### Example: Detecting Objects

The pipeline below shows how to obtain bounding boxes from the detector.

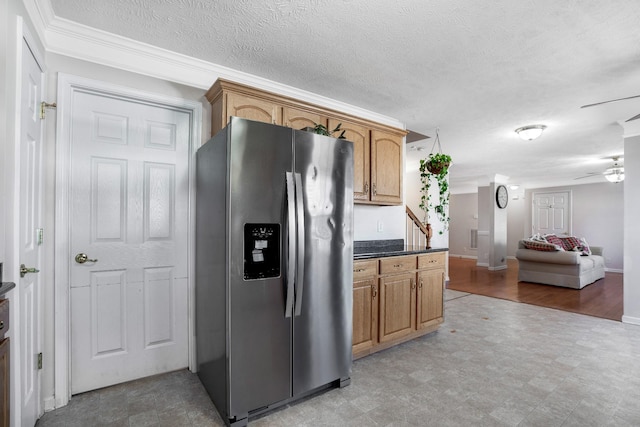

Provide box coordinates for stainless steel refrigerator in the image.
[196,117,353,427]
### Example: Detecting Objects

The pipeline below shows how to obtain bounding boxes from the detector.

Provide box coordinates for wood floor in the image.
[447,257,623,321]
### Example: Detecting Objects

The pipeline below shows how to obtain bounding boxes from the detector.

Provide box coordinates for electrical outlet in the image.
[377,220,384,232]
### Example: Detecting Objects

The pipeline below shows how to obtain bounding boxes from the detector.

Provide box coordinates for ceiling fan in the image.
[581,95,640,122]
[574,156,624,183]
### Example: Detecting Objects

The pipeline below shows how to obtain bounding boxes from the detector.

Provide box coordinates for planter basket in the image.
[426,161,450,175]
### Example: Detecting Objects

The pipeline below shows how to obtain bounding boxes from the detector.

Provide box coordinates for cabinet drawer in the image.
[0,300,8,338]
[379,255,416,275]
[353,260,378,280]
[418,252,446,270]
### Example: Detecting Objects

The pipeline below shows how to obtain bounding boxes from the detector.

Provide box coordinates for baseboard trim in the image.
[605,268,623,273]
[449,254,477,260]
[476,262,489,267]
[621,315,640,326]
[488,265,508,271]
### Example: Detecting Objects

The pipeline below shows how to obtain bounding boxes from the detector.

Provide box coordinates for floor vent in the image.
[470,229,478,249]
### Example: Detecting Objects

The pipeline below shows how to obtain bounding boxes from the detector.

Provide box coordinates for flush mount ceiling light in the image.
[515,124,547,141]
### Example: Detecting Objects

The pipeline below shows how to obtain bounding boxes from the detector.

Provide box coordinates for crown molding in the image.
[618,119,640,138]
[22,0,404,130]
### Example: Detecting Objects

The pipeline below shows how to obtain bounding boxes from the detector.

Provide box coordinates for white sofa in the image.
[515,240,605,289]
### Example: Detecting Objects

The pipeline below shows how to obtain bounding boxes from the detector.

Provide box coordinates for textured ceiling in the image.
[49,0,640,192]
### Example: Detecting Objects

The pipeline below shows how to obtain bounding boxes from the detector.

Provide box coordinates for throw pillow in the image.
[544,234,564,248]
[560,236,581,252]
[523,240,561,252]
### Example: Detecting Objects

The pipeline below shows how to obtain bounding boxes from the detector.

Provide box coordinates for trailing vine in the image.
[419,152,451,235]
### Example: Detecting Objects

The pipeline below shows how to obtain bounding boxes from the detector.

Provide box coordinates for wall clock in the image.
[496,185,508,209]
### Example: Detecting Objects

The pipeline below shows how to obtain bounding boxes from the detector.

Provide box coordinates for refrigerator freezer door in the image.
[227,118,294,416]
[292,130,354,396]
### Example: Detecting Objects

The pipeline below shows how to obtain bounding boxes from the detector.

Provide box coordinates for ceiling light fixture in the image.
[515,124,547,141]
[604,165,624,183]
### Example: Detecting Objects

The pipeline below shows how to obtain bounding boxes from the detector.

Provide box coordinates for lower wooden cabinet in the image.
[0,338,8,427]
[0,298,9,427]
[352,252,446,359]
[379,272,416,343]
[417,269,444,329]
[352,260,378,354]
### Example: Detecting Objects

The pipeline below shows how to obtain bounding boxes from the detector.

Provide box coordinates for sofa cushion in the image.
[516,248,581,265]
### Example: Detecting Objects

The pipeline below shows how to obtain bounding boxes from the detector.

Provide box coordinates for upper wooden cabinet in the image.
[329,119,370,201]
[225,92,281,126]
[371,130,403,205]
[283,107,326,130]
[206,78,407,205]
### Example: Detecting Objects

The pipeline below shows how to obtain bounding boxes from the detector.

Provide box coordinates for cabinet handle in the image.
[420,280,423,289]
[411,278,415,289]
[393,264,402,268]
[372,287,377,298]
[354,268,366,272]
[364,182,369,194]
[372,183,377,196]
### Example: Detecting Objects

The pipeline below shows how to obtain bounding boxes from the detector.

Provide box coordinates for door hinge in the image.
[38,352,43,369]
[40,101,57,119]
[37,228,44,245]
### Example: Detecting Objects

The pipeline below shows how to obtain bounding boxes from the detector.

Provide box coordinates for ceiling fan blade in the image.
[581,94,640,109]
[625,113,640,122]
[574,173,600,180]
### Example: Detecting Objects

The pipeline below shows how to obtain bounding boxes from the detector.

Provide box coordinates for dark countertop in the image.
[354,239,448,260]
[0,282,16,297]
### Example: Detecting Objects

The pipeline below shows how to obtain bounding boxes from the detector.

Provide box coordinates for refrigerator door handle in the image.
[285,172,296,318]
[294,172,305,316]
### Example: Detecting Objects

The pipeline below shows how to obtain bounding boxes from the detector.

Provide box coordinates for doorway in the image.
[54,74,201,402]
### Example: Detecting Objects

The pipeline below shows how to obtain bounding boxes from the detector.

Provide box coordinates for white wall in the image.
[488,182,507,270]
[353,205,405,241]
[476,186,490,266]
[623,133,640,324]
[448,192,478,257]
[506,190,526,256]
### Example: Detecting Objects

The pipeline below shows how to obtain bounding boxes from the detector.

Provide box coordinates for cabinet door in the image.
[417,270,444,329]
[352,277,378,354]
[379,272,415,343]
[283,107,325,130]
[226,92,281,126]
[370,130,402,205]
[0,338,8,427]
[330,119,370,201]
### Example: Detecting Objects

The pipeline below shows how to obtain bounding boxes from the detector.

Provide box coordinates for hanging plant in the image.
[418,129,451,234]
[305,122,346,139]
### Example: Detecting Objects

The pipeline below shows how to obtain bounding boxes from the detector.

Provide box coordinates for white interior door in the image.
[532,191,571,236]
[19,37,43,427]
[68,87,190,394]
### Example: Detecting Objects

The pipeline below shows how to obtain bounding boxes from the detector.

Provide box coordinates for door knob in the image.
[20,264,40,278]
[75,253,98,264]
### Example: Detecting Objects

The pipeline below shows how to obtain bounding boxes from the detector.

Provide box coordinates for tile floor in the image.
[37,291,640,426]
